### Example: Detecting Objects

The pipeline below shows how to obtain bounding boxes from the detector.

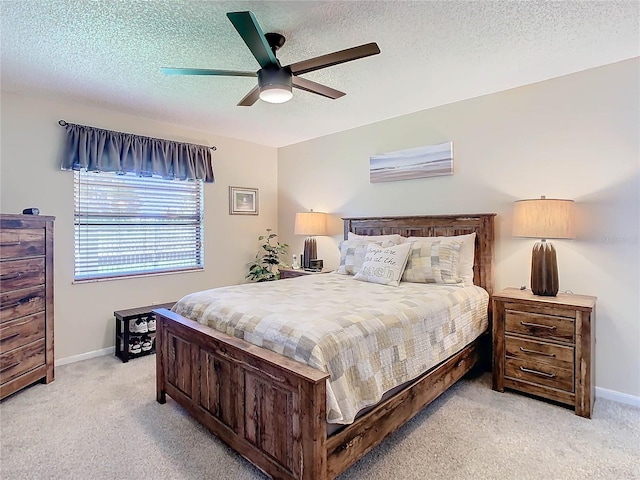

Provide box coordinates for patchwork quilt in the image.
[172,273,489,424]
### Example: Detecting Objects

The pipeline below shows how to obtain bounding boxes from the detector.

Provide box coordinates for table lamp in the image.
[513,196,575,296]
[294,210,327,270]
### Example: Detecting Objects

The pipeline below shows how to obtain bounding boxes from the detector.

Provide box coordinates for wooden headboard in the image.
[343,214,496,296]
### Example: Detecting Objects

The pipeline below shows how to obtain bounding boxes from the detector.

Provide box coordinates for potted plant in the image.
[246,229,289,282]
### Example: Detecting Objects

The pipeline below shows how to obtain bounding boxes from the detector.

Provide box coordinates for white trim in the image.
[55,346,114,367]
[596,386,640,408]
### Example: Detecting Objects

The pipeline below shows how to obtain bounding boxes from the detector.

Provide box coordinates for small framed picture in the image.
[229,186,259,215]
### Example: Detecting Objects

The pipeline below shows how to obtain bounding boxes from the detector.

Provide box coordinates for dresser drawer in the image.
[0,313,45,354]
[0,229,45,259]
[0,286,45,323]
[0,339,45,384]
[505,355,574,392]
[0,257,45,292]
[505,309,575,344]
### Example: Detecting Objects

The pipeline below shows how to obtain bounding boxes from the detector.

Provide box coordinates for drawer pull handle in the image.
[0,362,20,373]
[0,333,19,343]
[519,347,555,357]
[0,273,22,281]
[0,302,21,311]
[520,321,556,330]
[520,366,556,378]
[0,242,21,247]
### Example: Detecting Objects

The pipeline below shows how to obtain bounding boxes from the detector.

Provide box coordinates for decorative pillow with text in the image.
[353,242,412,287]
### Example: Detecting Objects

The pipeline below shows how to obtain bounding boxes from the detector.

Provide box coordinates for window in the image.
[74,170,203,281]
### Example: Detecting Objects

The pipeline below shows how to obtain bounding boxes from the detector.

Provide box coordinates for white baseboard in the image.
[55,346,114,367]
[596,386,640,408]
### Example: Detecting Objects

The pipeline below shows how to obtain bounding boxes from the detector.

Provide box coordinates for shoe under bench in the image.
[114,302,175,363]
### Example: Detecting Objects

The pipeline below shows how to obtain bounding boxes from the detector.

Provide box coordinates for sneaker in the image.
[129,319,139,333]
[141,338,152,352]
[147,317,156,332]
[136,318,148,333]
[129,339,141,355]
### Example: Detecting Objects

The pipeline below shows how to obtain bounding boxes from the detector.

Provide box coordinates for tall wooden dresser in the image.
[0,214,55,399]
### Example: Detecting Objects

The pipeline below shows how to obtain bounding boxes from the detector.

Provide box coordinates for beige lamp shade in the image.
[513,198,576,240]
[294,211,328,236]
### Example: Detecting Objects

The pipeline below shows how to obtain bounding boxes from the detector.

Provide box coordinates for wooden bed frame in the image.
[155,214,495,480]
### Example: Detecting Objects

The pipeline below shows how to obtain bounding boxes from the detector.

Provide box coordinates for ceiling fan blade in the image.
[292,76,345,100]
[227,11,278,69]
[161,67,257,77]
[237,85,260,106]
[287,42,380,76]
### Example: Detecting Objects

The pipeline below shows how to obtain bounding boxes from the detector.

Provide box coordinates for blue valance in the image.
[60,122,215,183]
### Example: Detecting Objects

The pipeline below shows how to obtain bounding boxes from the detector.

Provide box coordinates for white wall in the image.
[278,59,640,398]
[0,91,278,360]
[2,59,637,398]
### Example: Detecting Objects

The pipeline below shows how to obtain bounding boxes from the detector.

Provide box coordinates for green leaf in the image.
[247,228,289,282]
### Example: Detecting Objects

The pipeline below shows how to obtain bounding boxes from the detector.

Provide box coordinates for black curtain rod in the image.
[58,120,217,151]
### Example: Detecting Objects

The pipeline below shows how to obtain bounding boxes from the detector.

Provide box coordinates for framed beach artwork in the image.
[370,141,453,183]
[229,186,259,215]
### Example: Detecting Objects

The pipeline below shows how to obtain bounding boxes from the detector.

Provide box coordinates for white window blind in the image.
[74,171,204,281]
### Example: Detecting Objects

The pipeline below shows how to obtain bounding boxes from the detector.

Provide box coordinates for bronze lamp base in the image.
[530,240,559,296]
[302,237,317,270]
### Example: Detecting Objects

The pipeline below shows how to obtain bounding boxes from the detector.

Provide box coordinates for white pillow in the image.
[402,240,463,285]
[347,232,405,244]
[406,232,476,286]
[337,239,384,275]
[353,242,412,287]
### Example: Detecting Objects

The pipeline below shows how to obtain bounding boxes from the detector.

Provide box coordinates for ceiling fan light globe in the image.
[259,86,293,103]
[257,67,293,104]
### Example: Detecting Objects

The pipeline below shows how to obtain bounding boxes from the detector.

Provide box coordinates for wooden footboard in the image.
[155,308,329,480]
[156,308,481,480]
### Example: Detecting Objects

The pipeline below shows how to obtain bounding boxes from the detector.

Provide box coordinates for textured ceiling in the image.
[1,1,638,147]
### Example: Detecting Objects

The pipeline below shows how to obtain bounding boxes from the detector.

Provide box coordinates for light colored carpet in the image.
[1,354,638,480]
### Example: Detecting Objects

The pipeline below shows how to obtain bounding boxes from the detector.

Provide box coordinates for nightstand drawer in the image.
[0,313,45,354]
[505,309,574,344]
[280,269,309,279]
[279,268,329,279]
[505,356,574,392]
[505,335,574,369]
[0,257,45,292]
[0,339,45,383]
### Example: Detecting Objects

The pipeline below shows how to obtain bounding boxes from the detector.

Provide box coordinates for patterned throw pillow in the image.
[353,242,412,287]
[402,240,463,284]
[337,239,386,275]
[406,233,476,285]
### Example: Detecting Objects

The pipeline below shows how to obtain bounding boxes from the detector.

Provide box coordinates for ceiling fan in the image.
[161,11,380,106]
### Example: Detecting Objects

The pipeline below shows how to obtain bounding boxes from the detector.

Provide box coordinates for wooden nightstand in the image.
[278,268,329,279]
[492,288,596,418]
